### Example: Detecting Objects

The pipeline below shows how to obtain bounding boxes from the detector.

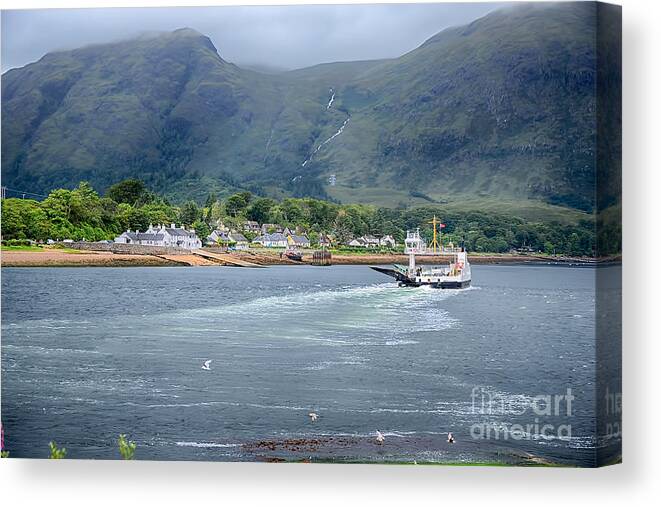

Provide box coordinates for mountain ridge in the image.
[1,2,620,215]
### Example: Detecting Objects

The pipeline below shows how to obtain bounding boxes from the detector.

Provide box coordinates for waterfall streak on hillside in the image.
[300,117,350,168]
[326,89,336,110]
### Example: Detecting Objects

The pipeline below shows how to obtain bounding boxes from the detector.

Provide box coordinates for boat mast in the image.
[428,215,440,254]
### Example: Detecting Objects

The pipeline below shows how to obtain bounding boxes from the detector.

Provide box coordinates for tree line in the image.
[1,179,596,256]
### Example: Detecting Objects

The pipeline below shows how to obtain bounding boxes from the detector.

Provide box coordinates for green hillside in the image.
[1,2,620,223]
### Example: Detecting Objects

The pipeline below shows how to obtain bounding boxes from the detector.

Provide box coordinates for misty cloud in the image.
[1,3,508,73]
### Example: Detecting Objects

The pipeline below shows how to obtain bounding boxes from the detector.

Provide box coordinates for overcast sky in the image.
[1,3,508,73]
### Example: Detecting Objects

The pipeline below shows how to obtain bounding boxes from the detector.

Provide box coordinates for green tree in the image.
[566,232,581,256]
[1,198,50,240]
[225,192,252,217]
[117,204,150,232]
[42,188,75,223]
[247,197,276,224]
[544,241,556,255]
[474,236,492,252]
[333,209,354,244]
[141,202,178,227]
[209,200,226,223]
[281,198,307,226]
[493,238,509,253]
[192,219,211,241]
[179,201,201,226]
[204,192,218,209]
[107,178,151,206]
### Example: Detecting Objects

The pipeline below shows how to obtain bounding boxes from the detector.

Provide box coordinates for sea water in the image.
[1,264,612,465]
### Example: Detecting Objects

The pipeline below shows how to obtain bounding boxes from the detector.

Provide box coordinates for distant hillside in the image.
[1,3,620,215]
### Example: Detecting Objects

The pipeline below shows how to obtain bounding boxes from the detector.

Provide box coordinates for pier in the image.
[192,250,265,267]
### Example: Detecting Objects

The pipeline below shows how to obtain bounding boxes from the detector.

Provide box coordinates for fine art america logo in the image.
[470,387,574,441]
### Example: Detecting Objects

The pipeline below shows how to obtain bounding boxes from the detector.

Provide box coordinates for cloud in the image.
[1,3,508,72]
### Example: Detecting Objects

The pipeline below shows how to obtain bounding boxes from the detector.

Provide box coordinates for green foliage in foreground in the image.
[48,441,67,459]
[39,435,135,460]
[1,179,599,256]
[118,434,136,460]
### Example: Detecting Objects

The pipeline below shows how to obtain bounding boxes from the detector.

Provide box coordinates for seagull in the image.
[308,412,318,422]
[376,430,385,444]
[202,360,212,370]
[447,432,455,444]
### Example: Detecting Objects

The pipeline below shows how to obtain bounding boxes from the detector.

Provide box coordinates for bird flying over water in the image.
[202,360,212,370]
[308,412,318,422]
[376,430,385,444]
[447,432,455,444]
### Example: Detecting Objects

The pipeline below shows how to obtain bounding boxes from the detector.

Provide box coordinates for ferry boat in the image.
[370,226,471,289]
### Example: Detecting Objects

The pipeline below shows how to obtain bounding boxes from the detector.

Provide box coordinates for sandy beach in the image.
[1,247,601,268]
[0,249,178,267]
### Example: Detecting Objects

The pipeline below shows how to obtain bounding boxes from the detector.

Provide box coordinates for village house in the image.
[115,223,202,249]
[348,237,366,247]
[242,220,261,234]
[260,223,284,234]
[363,235,381,248]
[347,235,396,248]
[253,232,288,248]
[348,235,380,248]
[207,229,228,245]
[228,232,249,250]
[287,234,310,249]
[380,235,397,248]
[318,234,334,248]
[207,230,250,250]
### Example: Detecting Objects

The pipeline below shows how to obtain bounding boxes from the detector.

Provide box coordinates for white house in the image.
[115,223,202,250]
[287,234,310,248]
[228,232,249,250]
[348,235,380,248]
[253,232,288,248]
[379,235,397,248]
[243,220,261,234]
[208,230,250,249]
[207,229,229,245]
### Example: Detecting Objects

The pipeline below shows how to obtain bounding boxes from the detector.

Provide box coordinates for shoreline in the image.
[1,248,614,268]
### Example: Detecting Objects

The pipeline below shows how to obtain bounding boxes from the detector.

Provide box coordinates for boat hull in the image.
[370,266,471,289]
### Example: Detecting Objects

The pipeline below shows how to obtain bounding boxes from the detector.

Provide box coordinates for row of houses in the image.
[253,233,310,249]
[113,222,397,252]
[207,230,311,249]
[240,221,309,237]
[241,221,299,235]
[114,224,202,249]
[348,235,397,248]
[207,230,250,249]
[240,221,397,248]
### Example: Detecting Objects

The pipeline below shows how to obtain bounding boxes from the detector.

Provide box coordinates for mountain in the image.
[1,2,620,217]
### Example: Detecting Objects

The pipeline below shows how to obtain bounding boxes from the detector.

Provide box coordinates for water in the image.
[1,264,607,465]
